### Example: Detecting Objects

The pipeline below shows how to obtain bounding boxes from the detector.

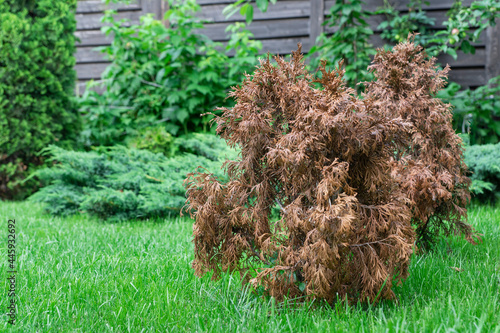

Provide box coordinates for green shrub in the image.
[79,0,261,148]
[377,0,500,59]
[127,125,174,156]
[377,0,436,47]
[173,132,238,161]
[0,0,81,200]
[438,76,500,145]
[308,0,375,90]
[29,134,238,221]
[464,142,500,200]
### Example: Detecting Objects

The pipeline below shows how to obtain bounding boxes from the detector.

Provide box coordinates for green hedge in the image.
[0,0,81,200]
[465,142,500,201]
[29,134,238,221]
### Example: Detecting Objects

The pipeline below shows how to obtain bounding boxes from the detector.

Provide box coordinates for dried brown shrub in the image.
[364,38,480,249]
[184,45,417,303]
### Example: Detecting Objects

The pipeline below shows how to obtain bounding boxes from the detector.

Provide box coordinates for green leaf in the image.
[155,68,166,83]
[256,0,268,13]
[187,98,201,111]
[245,5,254,25]
[240,3,248,16]
[224,6,240,19]
[495,122,500,135]
[460,40,475,54]
[447,47,458,60]
[176,110,189,123]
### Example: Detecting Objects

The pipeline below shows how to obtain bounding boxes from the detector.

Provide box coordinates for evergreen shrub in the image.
[127,125,174,156]
[0,0,80,200]
[464,142,500,200]
[29,134,237,221]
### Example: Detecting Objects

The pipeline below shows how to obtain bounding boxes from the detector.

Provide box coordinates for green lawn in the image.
[0,201,499,332]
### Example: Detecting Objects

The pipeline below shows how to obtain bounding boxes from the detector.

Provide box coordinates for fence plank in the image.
[76,63,110,80]
[198,0,243,4]
[449,68,487,88]
[323,11,450,31]
[197,0,305,5]
[197,1,309,23]
[261,37,311,54]
[310,0,324,45]
[76,1,140,14]
[366,30,487,49]
[141,0,163,20]
[76,30,113,47]
[438,48,486,68]
[76,10,141,31]
[76,46,107,63]
[325,0,474,12]
[199,18,310,41]
[486,21,500,81]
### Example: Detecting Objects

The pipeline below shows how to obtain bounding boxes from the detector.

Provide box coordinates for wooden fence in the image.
[75,0,500,91]
[75,0,164,92]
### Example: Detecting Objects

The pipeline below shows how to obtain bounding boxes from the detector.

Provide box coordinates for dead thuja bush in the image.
[184,45,417,303]
[364,40,480,249]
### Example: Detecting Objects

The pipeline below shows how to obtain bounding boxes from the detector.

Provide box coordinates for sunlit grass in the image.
[0,201,499,332]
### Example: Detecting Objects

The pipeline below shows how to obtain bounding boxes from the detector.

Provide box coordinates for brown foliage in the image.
[184,44,417,303]
[364,37,480,249]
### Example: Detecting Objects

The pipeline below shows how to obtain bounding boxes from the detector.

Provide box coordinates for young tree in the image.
[0,0,80,199]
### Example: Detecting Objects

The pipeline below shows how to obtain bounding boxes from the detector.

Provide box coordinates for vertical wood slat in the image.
[141,0,168,25]
[141,0,162,20]
[310,0,324,47]
[161,0,169,28]
[486,20,500,81]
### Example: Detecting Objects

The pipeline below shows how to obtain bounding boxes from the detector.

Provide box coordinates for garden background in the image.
[75,0,500,90]
[1,0,500,331]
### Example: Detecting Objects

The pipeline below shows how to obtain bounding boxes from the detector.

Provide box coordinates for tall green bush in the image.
[438,76,500,145]
[79,0,261,148]
[0,0,80,200]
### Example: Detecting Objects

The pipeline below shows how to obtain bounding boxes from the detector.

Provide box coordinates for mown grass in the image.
[0,201,499,332]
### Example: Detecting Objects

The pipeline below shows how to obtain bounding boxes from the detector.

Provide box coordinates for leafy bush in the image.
[310,0,500,89]
[464,142,500,200]
[0,0,81,199]
[308,0,375,90]
[79,0,261,147]
[173,132,236,160]
[223,0,277,24]
[224,22,262,79]
[127,125,174,156]
[30,134,238,221]
[429,0,500,57]
[185,46,416,304]
[79,1,224,142]
[438,76,500,145]
[377,0,500,59]
[377,0,436,47]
